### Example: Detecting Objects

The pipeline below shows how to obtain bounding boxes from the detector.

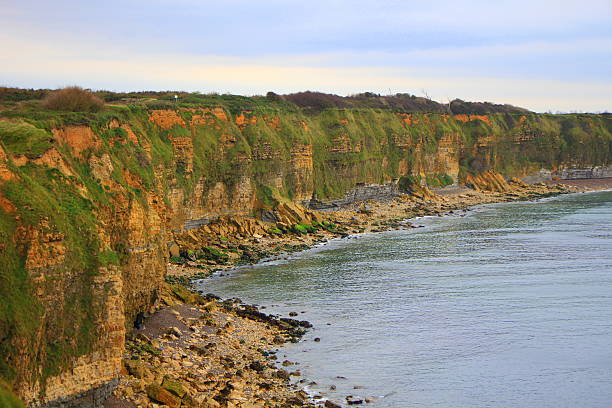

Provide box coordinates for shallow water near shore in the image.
[199,191,612,408]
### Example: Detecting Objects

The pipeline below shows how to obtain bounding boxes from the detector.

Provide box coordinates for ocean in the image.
[198,191,612,408]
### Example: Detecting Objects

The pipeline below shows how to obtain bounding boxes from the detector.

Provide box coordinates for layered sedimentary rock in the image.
[0,107,610,405]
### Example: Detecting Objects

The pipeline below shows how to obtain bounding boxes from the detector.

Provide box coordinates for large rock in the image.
[146,384,181,408]
[162,377,188,398]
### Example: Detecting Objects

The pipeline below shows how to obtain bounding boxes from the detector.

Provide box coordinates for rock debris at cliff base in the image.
[110,285,316,408]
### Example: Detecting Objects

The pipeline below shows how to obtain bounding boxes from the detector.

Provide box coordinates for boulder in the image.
[169,243,180,258]
[124,359,151,379]
[146,384,180,408]
[346,395,364,405]
[275,369,290,380]
[162,377,188,398]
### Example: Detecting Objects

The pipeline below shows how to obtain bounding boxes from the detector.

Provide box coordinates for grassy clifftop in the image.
[0,93,610,403]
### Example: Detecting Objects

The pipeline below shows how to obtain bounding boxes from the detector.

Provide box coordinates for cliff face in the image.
[0,107,610,405]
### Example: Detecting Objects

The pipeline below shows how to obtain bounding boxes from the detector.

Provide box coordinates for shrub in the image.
[398,175,421,192]
[201,246,229,263]
[292,224,309,234]
[43,86,104,112]
[170,256,186,264]
[268,227,283,235]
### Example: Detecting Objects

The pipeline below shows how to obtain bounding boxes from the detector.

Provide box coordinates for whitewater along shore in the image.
[106,177,611,408]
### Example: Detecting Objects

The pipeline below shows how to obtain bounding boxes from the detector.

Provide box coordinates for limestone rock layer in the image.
[0,108,609,405]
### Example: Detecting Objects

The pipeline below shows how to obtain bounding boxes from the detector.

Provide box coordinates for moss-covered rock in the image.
[162,377,188,398]
[146,383,181,408]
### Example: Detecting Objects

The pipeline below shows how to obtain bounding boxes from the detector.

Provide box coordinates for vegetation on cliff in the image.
[0,88,610,403]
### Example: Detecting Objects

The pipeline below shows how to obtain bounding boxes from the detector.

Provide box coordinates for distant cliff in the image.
[0,98,610,405]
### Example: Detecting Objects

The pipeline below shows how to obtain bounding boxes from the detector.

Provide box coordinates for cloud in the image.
[1,0,611,111]
[2,35,610,112]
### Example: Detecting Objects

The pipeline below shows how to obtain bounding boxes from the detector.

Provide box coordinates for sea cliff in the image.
[0,96,610,405]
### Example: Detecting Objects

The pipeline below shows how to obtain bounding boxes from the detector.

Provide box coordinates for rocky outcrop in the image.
[465,171,510,192]
[306,183,400,210]
[0,106,609,406]
[553,166,612,179]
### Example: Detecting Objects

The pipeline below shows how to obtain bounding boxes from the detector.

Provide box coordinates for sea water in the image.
[199,191,612,408]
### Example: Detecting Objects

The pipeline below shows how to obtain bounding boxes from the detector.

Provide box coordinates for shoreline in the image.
[108,180,612,408]
[106,286,318,408]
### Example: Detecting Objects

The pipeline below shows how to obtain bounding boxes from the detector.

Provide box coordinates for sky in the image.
[1,0,611,112]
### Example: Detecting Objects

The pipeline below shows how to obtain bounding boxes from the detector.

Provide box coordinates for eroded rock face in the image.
[52,126,102,157]
[0,109,609,406]
[466,171,510,192]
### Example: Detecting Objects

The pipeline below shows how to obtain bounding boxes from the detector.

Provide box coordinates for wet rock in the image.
[325,401,342,408]
[346,395,364,405]
[300,320,313,328]
[289,312,298,317]
[249,361,266,373]
[330,385,336,390]
[314,337,321,342]
[275,369,290,380]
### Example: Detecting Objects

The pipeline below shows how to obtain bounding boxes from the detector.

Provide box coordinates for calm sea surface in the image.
[198,191,612,408]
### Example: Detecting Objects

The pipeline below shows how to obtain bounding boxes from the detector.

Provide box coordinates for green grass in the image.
[0,164,101,389]
[0,122,53,158]
[0,381,25,408]
[425,173,454,188]
[0,99,609,398]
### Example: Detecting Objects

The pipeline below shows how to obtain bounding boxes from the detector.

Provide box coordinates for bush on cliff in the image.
[43,86,104,112]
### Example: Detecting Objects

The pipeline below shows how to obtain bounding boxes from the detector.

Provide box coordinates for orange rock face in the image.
[235,111,258,128]
[466,171,509,192]
[52,126,102,157]
[0,194,16,213]
[397,113,415,127]
[453,114,491,125]
[148,110,186,130]
[0,145,16,182]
